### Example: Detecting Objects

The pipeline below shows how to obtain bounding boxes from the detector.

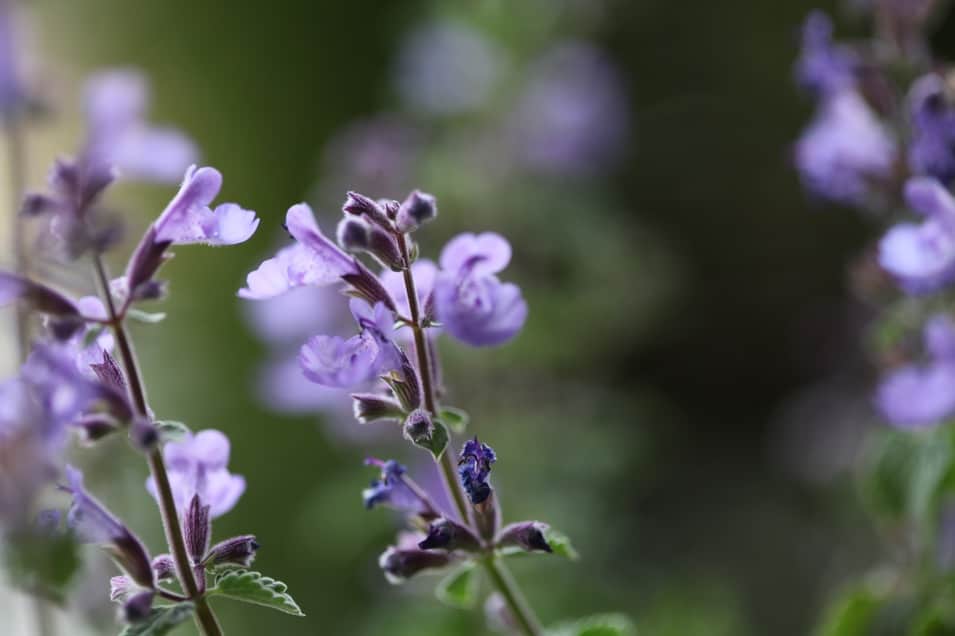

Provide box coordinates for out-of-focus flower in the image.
[509,42,629,177]
[433,233,527,346]
[795,90,896,204]
[908,74,955,184]
[458,437,496,505]
[394,20,501,116]
[362,458,432,516]
[876,314,955,427]
[65,466,154,587]
[82,69,197,183]
[879,177,955,292]
[0,0,25,116]
[146,429,245,518]
[795,11,858,96]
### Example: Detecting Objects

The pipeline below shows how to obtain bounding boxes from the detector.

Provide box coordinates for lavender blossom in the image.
[433,233,527,346]
[876,315,955,427]
[879,177,955,293]
[907,74,955,183]
[458,438,496,505]
[362,458,432,516]
[795,90,896,204]
[82,70,197,183]
[794,11,858,96]
[146,429,245,518]
[64,466,154,587]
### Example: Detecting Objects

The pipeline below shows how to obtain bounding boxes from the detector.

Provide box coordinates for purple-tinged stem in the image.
[395,234,543,636]
[91,254,223,636]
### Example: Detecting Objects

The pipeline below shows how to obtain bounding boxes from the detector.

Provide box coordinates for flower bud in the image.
[184,494,211,564]
[402,409,433,445]
[130,418,159,452]
[495,521,552,554]
[76,413,119,443]
[123,589,155,623]
[395,190,437,233]
[343,191,392,228]
[378,546,452,584]
[418,518,481,553]
[342,261,397,311]
[473,491,500,542]
[110,575,135,603]
[151,554,175,581]
[336,217,370,251]
[203,534,260,569]
[351,393,405,423]
[90,351,127,396]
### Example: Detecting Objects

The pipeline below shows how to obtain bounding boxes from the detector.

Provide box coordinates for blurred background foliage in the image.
[4,0,946,634]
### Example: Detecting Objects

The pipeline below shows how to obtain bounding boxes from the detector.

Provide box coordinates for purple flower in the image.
[879,177,955,293]
[795,90,896,204]
[794,11,858,97]
[509,42,629,177]
[458,437,496,505]
[152,165,258,246]
[64,466,154,587]
[146,430,245,518]
[908,74,955,184]
[393,20,501,116]
[298,300,400,389]
[239,204,356,300]
[380,259,437,319]
[362,458,432,516]
[433,233,527,347]
[82,69,198,183]
[876,315,955,427]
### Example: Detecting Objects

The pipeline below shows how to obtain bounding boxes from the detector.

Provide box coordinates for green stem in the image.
[395,235,543,636]
[91,254,223,636]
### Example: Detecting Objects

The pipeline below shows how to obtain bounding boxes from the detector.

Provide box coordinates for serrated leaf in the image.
[211,569,304,616]
[435,563,479,609]
[544,527,579,560]
[118,603,195,636]
[155,421,191,443]
[546,613,636,636]
[126,309,167,324]
[438,407,469,435]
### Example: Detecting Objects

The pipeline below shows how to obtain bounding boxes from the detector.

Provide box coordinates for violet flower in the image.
[362,458,432,516]
[145,429,245,518]
[879,177,955,293]
[458,437,496,505]
[82,69,197,183]
[795,90,896,204]
[907,74,955,184]
[876,315,955,427]
[794,11,858,97]
[433,233,527,347]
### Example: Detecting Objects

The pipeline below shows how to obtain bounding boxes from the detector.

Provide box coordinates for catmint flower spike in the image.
[459,438,500,540]
[351,393,405,423]
[496,521,553,554]
[203,534,259,569]
[395,190,438,233]
[184,494,211,564]
[378,546,453,584]
[418,517,482,553]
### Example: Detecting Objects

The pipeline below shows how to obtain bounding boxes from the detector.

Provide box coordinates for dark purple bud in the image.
[418,518,481,553]
[184,494,211,564]
[124,226,174,303]
[378,546,453,584]
[366,226,404,271]
[20,192,61,217]
[151,554,175,581]
[0,272,81,320]
[380,199,400,220]
[337,217,403,271]
[342,261,397,311]
[351,393,405,423]
[343,191,392,228]
[496,522,552,554]
[49,316,86,341]
[90,351,127,396]
[129,280,167,303]
[75,413,120,442]
[203,534,259,569]
[402,409,434,446]
[130,418,159,452]
[336,217,370,251]
[123,589,155,623]
[395,190,438,233]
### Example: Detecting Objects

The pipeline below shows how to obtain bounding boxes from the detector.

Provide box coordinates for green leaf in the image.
[435,563,479,609]
[407,418,449,460]
[546,613,636,636]
[211,569,305,616]
[118,603,195,636]
[544,527,579,560]
[155,421,191,443]
[4,530,80,602]
[438,407,469,435]
[813,587,882,636]
[126,309,167,324]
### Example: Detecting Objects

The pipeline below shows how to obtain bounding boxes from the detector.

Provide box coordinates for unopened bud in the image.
[130,418,159,452]
[151,554,175,581]
[496,521,552,554]
[395,190,437,233]
[418,518,481,553]
[184,495,211,564]
[123,589,155,623]
[352,393,405,423]
[378,546,452,584]
[204,535,260,569]
[343,191,392,228]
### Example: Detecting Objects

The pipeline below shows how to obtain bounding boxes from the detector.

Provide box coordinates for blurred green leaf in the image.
[435,563,479,609]
[155,420,191,443]
[211,569,305,616]
[4,530,80,603]
[118,602,194,636]
[544,526,579,560]
[546,613,636,636]
[438,407,469,435]
[814,587,882,636]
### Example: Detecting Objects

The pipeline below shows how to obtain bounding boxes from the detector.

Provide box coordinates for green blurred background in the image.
[3,0,932,634]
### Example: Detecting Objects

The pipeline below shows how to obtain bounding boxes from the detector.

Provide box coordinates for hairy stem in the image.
[91,254,223,636]
[396,235,543,636]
